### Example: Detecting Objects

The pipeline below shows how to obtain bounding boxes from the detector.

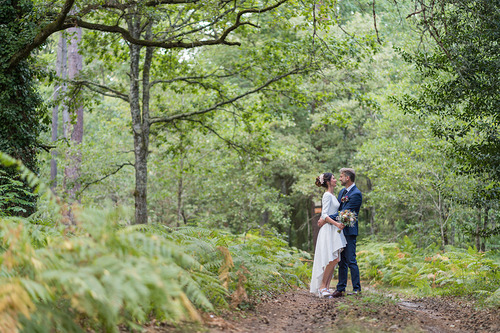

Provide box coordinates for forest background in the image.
[0,0,499,331]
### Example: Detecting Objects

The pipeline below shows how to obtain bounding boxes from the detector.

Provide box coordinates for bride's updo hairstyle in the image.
[315,173,333,188]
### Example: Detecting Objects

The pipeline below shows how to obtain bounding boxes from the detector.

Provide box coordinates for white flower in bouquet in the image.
[337,210,356,233]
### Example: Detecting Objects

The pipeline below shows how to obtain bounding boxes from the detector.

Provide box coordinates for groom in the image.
[330,168,362,297]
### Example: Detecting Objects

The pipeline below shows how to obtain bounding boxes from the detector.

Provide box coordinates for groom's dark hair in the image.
[340,168,356,182]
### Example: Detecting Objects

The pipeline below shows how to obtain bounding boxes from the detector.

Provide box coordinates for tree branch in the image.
[79,162,133,194]
[144,0,200,6]
[372,0,382,44]
[150,66,251,87]
[164,7,234,41]
[8,0,76,69]
[78,0,200,16]
[70,0,288,49]
[150,66,306,124]
[181,119,249,155]
[406,8,425,19]
[71,18,240,47]
[73,80,129,102]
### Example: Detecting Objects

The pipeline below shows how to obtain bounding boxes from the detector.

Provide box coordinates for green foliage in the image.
[0,0,47,216]
[398,0,500,193]
[0,156,310,330]
[358,237,500,306]
[227,228,311,296]
[0,215,311,331]
[134,225,312,304]
[0,152,54,217]
[0,212,214,332]
[0,169,37,216]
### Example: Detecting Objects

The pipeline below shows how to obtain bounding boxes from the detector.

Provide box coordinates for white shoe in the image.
[318,288,331,298]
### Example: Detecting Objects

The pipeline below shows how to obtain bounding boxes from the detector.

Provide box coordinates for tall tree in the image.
[70,0,331,224]
[51,32,68,191]
[63,25,84,202]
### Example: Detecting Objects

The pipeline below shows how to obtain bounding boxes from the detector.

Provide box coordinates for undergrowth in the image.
[357,236,500,307]
[0,152,310,332]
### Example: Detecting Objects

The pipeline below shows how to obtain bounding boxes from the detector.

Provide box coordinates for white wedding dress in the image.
[309,191,347,295]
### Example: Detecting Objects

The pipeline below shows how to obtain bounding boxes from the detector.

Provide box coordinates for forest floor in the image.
[143,283,500,333]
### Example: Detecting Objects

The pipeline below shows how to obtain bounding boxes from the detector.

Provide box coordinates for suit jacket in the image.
[329,185,362,236]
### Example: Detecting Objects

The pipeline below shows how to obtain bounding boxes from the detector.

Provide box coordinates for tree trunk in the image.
[481,207,489,252]
[450,224,455,246]
[129,18,152,224]
[475,207,482,250]
[311,197,320,251]
[51,32,67,191]
[177,154,184,227]
[437,191,448,248]
[63,26,84,201]
[261,210,269,227]
[366,176,375,235]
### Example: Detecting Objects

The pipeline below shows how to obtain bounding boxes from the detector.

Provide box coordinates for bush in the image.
[358,236,500,306]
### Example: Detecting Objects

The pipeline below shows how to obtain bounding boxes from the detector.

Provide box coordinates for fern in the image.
[0,153,316,330]
[358,237,500,302]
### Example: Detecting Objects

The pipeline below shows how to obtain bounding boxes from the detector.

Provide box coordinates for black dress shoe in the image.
[330,290,345,298]
[347,290,361,296]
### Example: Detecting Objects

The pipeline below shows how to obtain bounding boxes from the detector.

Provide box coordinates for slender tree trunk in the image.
[450,224,455,246]
[366,176,375,235]
[63,26,84,201]
[177,154,184,227]
[51,32,67,191]
[475,207,482,250]
[261,210,269,227]
[437,191,448,248]
[417,214,423,248]
[311,197,320,251]
[129,17,152,224]
[481,207,489,252]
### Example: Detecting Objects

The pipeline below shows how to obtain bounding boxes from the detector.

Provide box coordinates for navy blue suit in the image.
[329,185,362,292]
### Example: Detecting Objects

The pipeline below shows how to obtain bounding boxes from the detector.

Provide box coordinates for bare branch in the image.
[144,0,200,6]
[164,7,234,41]
[150,66,251,87]
[218,0,288,41]
[150,66,306,124]
[37,143,56,153]
[372,0,382,44]
[182,118,249,155]
[74,80,129,102]
[79,162,134,194]
[406,9,425,19]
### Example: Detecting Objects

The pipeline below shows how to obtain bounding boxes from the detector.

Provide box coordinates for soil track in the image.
[202,288,499,333]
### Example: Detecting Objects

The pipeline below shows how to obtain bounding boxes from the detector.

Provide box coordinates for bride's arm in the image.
[320,193,330,220]
[318,193,330,228]
[325,215,345,229]
[320,194,344,228]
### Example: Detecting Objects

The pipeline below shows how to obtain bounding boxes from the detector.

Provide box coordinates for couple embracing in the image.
[310,168,362,298]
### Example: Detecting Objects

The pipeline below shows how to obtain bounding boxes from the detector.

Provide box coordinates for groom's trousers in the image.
[337,235,361,292]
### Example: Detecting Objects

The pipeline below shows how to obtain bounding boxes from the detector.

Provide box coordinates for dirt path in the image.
[202,288,499,333]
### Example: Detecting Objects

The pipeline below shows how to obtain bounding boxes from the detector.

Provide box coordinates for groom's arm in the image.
[329,192,362,221]
[343,192,362,214]
[329,212,339,221]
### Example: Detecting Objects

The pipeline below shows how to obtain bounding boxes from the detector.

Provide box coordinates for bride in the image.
[310,172,347,297]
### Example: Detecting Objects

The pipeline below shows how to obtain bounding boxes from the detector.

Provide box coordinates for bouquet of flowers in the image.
[337,210,356,233]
